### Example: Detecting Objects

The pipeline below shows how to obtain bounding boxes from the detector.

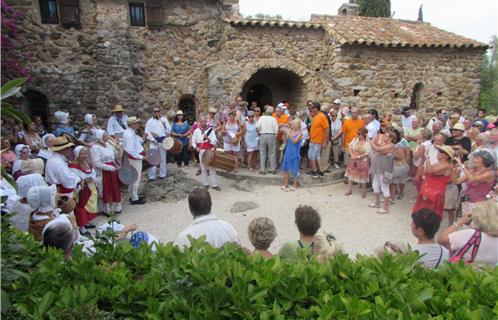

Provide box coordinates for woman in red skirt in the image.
[69,146,97,235]
[90,130,122,216]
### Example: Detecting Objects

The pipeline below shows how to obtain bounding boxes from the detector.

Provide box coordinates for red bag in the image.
[448,229,481,264]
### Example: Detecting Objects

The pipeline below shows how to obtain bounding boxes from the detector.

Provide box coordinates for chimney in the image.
[338,1,360,16]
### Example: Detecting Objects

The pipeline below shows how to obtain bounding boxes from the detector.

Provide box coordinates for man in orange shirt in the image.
[306,102,330,178]
[272,104,289,165]
[340,107,365,164]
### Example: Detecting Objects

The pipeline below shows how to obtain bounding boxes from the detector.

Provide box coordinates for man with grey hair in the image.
[256,105,278,175]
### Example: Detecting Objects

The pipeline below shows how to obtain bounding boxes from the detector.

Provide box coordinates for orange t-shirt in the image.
[342,118,365,149]
[309,112,330,144]
[272,113,289,140]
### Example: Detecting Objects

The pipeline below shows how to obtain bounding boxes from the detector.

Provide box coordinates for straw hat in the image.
[435,145,455,160]
[112,104,125,113]
[176,110,184,116]
[208,107,217,114]
[451,123,465,131]
[50,136,74,152]
[127,116,140,125]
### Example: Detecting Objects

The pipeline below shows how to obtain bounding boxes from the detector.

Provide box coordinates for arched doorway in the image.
[240,68,305,112]
[178,95,196,124]
[24,90,49,128]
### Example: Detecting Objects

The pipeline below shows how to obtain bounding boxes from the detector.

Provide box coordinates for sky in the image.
[239,0,497,44]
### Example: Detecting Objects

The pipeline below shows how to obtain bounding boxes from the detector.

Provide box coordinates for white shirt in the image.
[366,120,380,139]
[90,143,116,172]
[256,115,278,135]
[174,214,241,250]
[10,201,34,231]
[449,228,498,266]
[427,144,440,165]
[300,120,309,141]
[330,118,342,139]
[145,117,171,142]
[106,114,128,137]
[412,244,449,269]
[45,152,81,189]
[401,115,416,134]
[191,126,217,149]
[122,128,144,160]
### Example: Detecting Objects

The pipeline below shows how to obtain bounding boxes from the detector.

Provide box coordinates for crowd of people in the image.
[1,97,497,267]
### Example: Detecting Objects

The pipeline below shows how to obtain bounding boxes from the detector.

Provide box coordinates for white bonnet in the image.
[27,185,57,212]
[16,173,47,199]
[41,134,55,148]
[84,114,93,125]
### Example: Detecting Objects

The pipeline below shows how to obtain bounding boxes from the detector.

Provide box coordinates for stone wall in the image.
[332,45,483,119]
[6,0,485,129]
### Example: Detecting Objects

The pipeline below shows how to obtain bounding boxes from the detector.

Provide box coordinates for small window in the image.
[40,0,59,24]
[60,0,81,28]
[130,3,145,26]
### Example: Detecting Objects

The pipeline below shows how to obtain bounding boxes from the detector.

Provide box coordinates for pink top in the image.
[465,178,495,203]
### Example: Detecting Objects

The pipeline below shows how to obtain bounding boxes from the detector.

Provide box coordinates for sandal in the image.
[376,209,389,214]
[281,186,289,192]
[344,190,352,196]
[368,203,381,208]
[289,186,296,191]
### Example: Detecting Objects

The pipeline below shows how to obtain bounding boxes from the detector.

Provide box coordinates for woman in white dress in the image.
[90,129,122,216]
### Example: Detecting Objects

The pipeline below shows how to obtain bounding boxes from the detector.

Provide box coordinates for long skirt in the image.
[102,162,121,204]
[345,158,369,183]
[74,184,97,227]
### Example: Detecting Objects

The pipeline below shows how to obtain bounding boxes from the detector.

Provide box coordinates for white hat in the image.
[277,103,285,109]
[73,146,86,159]
[84,114,93,125]
[333,99,342,105]
[16,173,47,199]
[27,185,57,212]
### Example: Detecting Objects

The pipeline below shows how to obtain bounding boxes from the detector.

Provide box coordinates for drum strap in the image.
[116,117,127,130]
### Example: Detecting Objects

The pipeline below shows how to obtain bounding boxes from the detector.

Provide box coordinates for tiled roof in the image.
[225,16,487,49]
[324,16,486,49]
[224,18,323,30]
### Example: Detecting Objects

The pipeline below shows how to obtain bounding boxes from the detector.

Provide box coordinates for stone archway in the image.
[24,90,50,128]
[178,94,196,124]
[240,68,305,112]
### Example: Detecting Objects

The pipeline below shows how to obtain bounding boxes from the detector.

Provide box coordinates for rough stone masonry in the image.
[7,0,487,127]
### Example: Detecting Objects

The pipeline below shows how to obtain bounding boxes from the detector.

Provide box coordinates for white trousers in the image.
[199,150,219,187]
[148,144,167,179]
[372,173,390,198]
[128,158,142,201]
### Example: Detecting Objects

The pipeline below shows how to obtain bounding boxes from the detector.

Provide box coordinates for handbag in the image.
[393,163,409,178]
[448,229,481,264]
[382,171,393,184]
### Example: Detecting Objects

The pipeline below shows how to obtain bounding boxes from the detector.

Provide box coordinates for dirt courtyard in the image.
[95,166,420,257]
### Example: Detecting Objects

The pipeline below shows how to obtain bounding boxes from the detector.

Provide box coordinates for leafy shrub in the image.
[1,216,497,319]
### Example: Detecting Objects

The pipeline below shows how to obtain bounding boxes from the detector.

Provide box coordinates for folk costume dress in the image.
[69,161,97,227]
[90,139,122,214]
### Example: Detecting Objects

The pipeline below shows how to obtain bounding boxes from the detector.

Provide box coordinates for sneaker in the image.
[334,163,340,169]
[203,185,209,189]
[212,186,221,191]
[195,170,201,176]
[317,171,324,178]
[148,178,156,182]
[130,198,146,205]
[306,170,317,177]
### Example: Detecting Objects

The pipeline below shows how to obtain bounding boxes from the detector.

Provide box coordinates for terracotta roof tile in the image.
[325,16,486,49]
[224,18,323,30]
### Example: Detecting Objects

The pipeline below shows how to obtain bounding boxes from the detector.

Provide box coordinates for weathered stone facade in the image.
[7,0,486,127]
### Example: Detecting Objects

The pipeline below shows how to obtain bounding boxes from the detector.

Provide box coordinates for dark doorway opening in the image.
[246,84,273,108]
[24,90,49,129]
[410,82,423,109]
[178,95,196,124]
[241,68,305,112]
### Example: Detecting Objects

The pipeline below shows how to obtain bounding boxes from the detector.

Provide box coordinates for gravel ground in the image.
[94,166,418,257]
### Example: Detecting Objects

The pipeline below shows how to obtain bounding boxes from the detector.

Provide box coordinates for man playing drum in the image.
[145,107,171,181]
[122,117,146,205]
[191,115,221,191]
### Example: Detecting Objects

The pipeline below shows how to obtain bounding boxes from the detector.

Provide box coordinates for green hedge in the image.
[2,217,497,320]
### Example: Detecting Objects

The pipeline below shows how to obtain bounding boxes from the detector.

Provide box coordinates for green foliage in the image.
[480,36,498,114]
[2,216,497,319]
[357,0,391,18]
[0,77,31,126]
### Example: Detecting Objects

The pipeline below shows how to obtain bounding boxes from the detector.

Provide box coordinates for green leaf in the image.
[417,287,433,302]
[0,77,27,99]
[1,290,10,314]
[38,292,55,317]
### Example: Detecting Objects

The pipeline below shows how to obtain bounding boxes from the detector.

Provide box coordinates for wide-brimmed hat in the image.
[176,110,184,116]
[333,98,342,105]
[435,145,455,160]
[51,136,74,152]
[208,107,217,114]
[112,104,125,113]
[127,116,140,125]
[451,123,465,131]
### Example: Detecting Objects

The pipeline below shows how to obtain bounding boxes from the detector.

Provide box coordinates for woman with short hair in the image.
[438,201,498,266]
[244,110,259,171]
[222,111,243,166]
[247,217,277,258]
[281,119,302,191]
[23,122,43,155]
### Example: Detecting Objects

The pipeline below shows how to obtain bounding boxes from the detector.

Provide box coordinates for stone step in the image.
[216,167,345,187]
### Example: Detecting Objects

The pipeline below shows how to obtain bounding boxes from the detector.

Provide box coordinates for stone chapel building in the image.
[8,0,487,125]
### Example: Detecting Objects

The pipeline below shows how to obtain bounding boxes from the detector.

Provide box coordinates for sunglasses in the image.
[248,115,254,118]
[153,110,160,113]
